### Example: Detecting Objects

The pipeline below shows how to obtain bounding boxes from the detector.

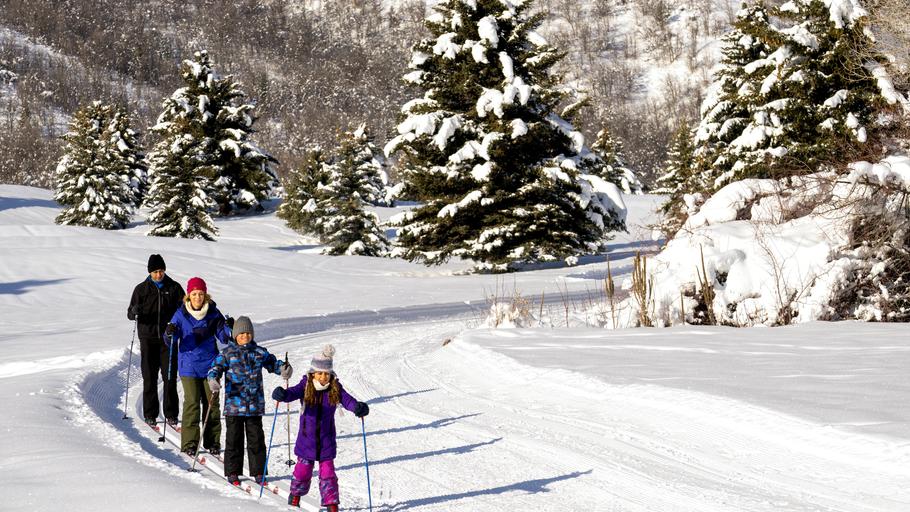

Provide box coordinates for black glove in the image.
[225,316,234,329]
[128,305,138,320]
[354,401,370,418]
[272,386,287,402]
[165,323,176,336]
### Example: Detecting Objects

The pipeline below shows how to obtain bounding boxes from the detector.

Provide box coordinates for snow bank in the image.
[613,154,910,327]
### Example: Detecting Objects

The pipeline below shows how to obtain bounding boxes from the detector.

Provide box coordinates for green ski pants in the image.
[180,376,221,453]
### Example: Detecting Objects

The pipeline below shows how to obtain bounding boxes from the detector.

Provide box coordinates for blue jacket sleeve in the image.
[261,349,282,375]
[208,353,226,380]
[211,315,230,352]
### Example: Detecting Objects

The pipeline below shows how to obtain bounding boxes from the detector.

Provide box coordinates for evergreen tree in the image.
[342,124,392,206]
[590,126,644,194]
[654,121,697,237]
[144,134,218,240]
[316,126,391,256]
[107,106,148,208]
[692,0,887,193]
[277,147,329,236]
[152,50,277,217]
[386,0,625,271]
[690,2,775,193]
[53,101,140,229]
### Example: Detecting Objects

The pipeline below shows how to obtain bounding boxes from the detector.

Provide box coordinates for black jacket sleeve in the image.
[127,284,141,321]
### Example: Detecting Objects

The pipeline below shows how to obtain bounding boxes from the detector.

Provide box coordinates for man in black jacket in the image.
[127,254,185,427]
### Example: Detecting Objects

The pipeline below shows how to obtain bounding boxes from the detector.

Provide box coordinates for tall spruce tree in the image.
[150,50,277,217]
[386,0,625,271]
[54,101,142,229]
[144,133,218,240]
[144,53,229,240]
[278,147,328,235]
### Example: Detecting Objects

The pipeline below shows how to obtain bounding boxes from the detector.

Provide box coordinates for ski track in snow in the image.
[57,306,910,511]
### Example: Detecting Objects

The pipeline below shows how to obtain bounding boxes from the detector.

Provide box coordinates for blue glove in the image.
[272,387,287,402]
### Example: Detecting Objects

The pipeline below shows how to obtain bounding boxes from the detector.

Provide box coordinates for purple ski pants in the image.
[290,459,339,505]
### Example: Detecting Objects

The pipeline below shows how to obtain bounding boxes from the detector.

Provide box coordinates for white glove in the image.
[208,378,221,393]
[280,362,293,380]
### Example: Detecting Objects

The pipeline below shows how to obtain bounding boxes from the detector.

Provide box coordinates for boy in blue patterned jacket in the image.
[208,316,293,485]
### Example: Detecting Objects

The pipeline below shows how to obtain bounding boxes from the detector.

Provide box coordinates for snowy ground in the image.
[2,185,908,511]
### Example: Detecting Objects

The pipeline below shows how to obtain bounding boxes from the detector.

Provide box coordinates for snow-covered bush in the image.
[635,0,910,326]
[617,156,910,326]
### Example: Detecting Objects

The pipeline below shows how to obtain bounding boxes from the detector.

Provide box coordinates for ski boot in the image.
[227,474,241,486]
[288,494,301,507]
[324,505,339,512]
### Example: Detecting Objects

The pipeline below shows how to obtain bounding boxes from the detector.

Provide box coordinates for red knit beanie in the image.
[186,277,207,294]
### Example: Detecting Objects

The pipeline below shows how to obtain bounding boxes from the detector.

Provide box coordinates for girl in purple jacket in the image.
[272,344,369,510]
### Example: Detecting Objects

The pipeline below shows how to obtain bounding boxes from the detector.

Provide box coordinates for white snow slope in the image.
[1,185,907,511]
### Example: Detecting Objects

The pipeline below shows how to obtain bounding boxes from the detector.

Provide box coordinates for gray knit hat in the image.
[309,344,335,374]
[233,316,254,340]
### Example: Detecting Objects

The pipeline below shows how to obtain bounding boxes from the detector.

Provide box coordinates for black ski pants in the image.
[139,336,179,421]
[224,416,267,477]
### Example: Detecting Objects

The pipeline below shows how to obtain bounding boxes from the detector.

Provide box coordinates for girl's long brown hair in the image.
[304,374,341,406]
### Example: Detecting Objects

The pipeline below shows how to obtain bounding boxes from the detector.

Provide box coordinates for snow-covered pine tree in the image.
[277,147,329,236]
[689,2,775,194]
[144,134,219,240]
[692,0,888,193]
[153,50,277,217]
[53,101,139,229]
[107,106,147,209]
[654,121,697,237]
[386,0,625,272]
[317,126,391,256]
[590,126,644,194]
[339,124,392,206]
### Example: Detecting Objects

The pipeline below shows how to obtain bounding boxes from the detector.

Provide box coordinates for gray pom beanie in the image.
[309,344,335,374]
[233,316,254,340]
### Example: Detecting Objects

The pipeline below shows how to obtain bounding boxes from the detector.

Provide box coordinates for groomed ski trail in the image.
[69,304,910,511]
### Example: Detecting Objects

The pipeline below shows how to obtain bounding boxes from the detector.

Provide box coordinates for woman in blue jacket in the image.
[165,276,230,456]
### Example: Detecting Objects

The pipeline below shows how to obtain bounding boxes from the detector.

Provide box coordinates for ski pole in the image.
[361,417,373,512]
[122,319,137,420]
[285,352,293,467]
[190,385,217,472]
[159,334,176,443]
[260,399,281,498]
